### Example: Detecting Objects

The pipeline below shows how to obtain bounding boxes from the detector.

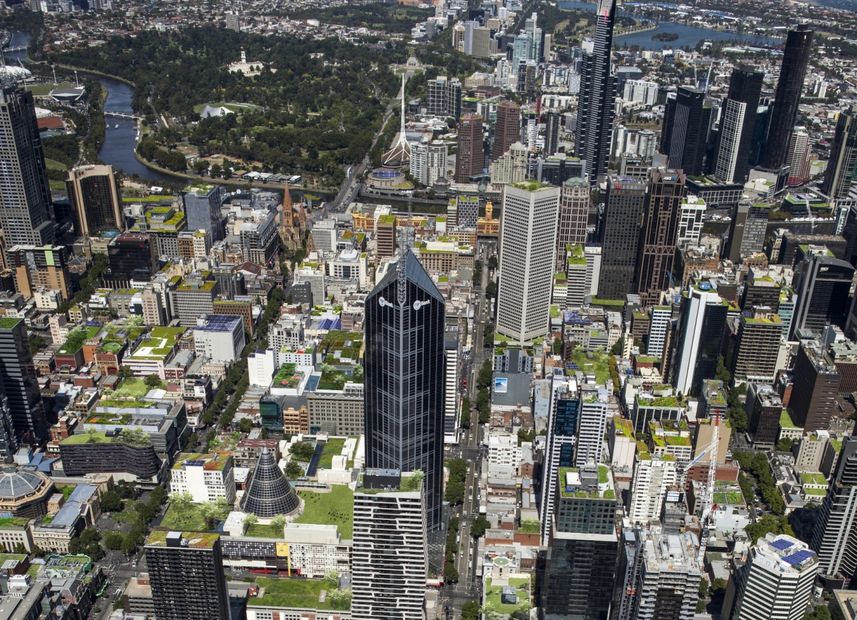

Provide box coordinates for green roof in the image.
[512,180,550,192]
[57,326,101,355]
[146,530,219,549]
[800,472,827,486]
[780,409,798,429]
[250,577,350,611]
[173,452,230,472]
[0,318,22,329]
[484,576,531,617]
[743,314,782,325]
[0,517,29,529]
[62,429,151,447]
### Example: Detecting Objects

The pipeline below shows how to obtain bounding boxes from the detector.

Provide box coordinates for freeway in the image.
[442,239,497,618]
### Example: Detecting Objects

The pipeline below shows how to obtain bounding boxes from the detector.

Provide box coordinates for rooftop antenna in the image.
[52,65,57,85]
[74,70,79,87]
[704,60,714,94]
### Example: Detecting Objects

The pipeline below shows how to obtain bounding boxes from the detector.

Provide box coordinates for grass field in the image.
[295,485,353,539]
[318,438,346,469]
[26,81,76,96]
[245,523,284,539]
[45,158,68,171]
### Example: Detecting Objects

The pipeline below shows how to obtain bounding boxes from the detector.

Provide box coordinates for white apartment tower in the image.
[351,469,427,620]
[723,534,818,620]
[497,183,561,343]
[629,452,678,525]
[677,196,706,247]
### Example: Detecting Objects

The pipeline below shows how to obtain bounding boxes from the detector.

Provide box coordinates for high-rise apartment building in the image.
[541,464,619,619]
[575,386,608,468]
[492,100,521,160]
[496,183,560,342]
[545,111,561,156]
[648,305,672,360]
[426,76,462,120]
[762,25,814,169]
[677,195,706,247]
[0,318,46,444]
[0,84,55,248]
[455,114,484,182]
[410,141,448,187]
[540,377,579,545]
[635,169,686,305]
[574,0,616,182]
[621,526,701,620]
[182,184,225,242]
[726,202,769,263]
[823,107,857,199]
[747,383,783,449]
[555,177,589,269]
[723,534,818,620]
[790,252,854,338]
[661,87,712,176]
[713,66,764,183]
[598,175,646,299]
[145,531,230,620]
[66,164,123,237]
[789,341,840,433]
[8,245,73,301]
[732,314,783,383]
[351,469,427,620]
[103,232,159,289]
[786,126,812,186]
[629,450,677,525]
[812,436,857,585]
[672,282,727,396]
[364,251,445,533]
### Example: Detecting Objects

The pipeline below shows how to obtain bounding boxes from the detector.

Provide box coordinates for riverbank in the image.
[132,149,337,195]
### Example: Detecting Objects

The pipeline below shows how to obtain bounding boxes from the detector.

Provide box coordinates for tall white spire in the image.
[383,72,412,167]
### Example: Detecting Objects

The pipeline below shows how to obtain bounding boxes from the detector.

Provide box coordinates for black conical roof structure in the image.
[241,448,300,518]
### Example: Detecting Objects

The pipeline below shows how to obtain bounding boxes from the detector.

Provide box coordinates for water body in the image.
[558,0,780,49]
[97,78,179,185]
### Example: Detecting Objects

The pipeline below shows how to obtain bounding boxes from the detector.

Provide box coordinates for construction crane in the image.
[696,416,720,564]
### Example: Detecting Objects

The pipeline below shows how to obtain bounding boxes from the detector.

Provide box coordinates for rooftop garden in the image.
[638,395,682,408]
[159,496,231,532]
[173,452,231,472]
[273,363,303,389]
[568,348,610,385]
[62,429,151,447]
[295,486,354,539]
[318,438,346,469]
[146,530,219,549]
[58,326,101,355]
[0,318,22,329]
[566,243,586,266]
[250,577,350,611]
[780,409,798,429]
[484,576,532,617]
[519,520,539,534]
[318,364,362,391]
[713,487,745,505]
[320,331,363,361]
[245,522,284,539]
[0,517,29,529]
[110,378,152,399]
[512,180,548,192]
[800,472,827,486]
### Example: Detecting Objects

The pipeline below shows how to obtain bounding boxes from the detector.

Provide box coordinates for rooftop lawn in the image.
[0,318,22,329]
[245,523,284,539]
[484,576,532,617]
[800,472,827,486]
[295,486,354,539]
[251,577,348,611]
[159,500,229,532]
[519,520,539,535]
[780,409,798,429]
[318,438,346,469]
[58,326,101,355]
[0,517,29,529]
[569,348,610,384]
[62,430,151,447]
[112,378,151,398]
[273,363,303,388]
[713,490,745,505]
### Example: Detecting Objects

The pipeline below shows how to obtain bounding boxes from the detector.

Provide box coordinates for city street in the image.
[442,239,496,617]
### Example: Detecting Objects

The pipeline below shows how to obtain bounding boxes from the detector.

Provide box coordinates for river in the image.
[97,78,179,186]
[558,1,780,49]
[6,31,179,185]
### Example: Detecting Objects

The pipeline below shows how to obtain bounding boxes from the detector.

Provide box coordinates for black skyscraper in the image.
[574,0,616,183]
[660,87,711,176]
[0,318,46,444]
[545,111,561,156]
[762,25,813,169]
[145,531,231,620]
[716,66,764,183]
[364,250,445,533]
[597,175,646,299]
